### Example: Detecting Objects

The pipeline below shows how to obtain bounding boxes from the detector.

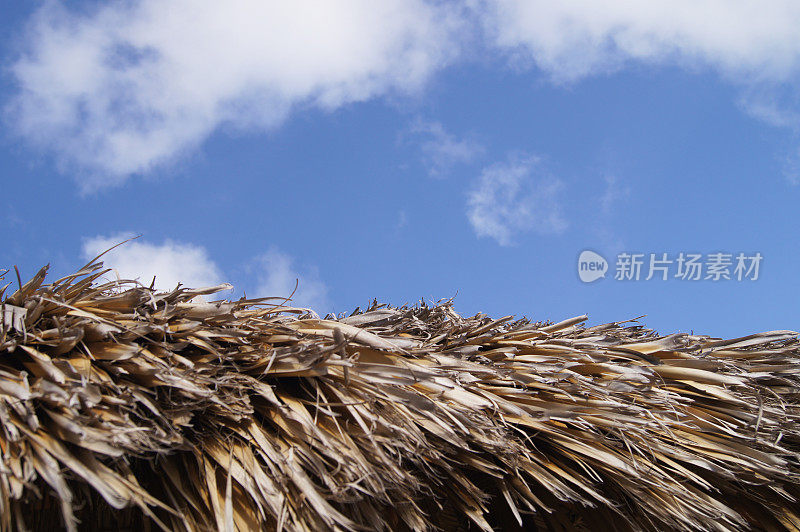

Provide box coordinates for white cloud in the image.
[480,1,800,185]
[407,119,482,177]
[14,1,800,190]
[482,1,800,83]
[81,237,330,309]
[251,248,329,313]
[81,234,225,291]
[7,0,463,189]
[466,155,567,246]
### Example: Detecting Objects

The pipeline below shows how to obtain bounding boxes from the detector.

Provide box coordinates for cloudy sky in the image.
[2,1,798,336]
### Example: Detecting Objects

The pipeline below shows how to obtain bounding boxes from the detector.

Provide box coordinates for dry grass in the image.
[1,259,799,531]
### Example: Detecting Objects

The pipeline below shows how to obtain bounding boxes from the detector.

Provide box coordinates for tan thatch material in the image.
[1,259,799,531]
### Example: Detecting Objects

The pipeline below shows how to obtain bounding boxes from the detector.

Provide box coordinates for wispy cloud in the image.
[406,119,482,177]
[739,87,800,130]
[251,248,330,313]
[782,147,800,186]
[466,155,567,246]
[7,1,463,189]
[599,174,629,217]
[81,234,224,291]
[591,174,630,255]
[738,86,800,185]
[396,210,408,230]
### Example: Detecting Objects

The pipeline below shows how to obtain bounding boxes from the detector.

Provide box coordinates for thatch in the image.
[1,259,799,532]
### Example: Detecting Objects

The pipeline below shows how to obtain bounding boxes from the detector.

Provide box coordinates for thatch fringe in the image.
[0,260,799,531]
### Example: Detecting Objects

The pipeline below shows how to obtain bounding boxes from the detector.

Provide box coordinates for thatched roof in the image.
[1,259,799,531]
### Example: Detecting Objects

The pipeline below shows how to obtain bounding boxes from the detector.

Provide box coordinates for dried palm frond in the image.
[0,260,799,531]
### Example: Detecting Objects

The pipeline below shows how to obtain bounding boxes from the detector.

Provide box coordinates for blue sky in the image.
[1,1,798,337]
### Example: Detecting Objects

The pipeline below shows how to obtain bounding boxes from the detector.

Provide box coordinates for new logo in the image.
[578,250,608,283]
